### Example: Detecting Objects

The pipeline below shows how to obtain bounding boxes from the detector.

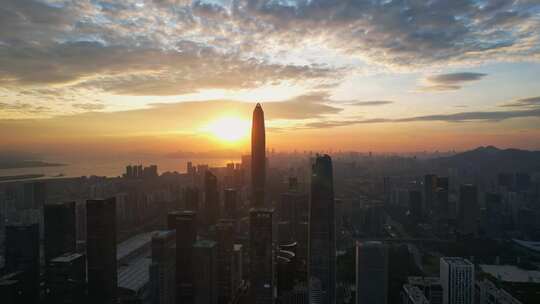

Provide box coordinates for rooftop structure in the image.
[479,265,540,283]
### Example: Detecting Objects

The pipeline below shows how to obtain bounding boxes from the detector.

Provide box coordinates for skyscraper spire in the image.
[251,103,266,207]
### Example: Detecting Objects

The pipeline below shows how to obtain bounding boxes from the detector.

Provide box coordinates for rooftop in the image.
[441,257,473,266]
[408,276,441,286]
[51,252,84,263]
[403,284,429,304]
[117,231,155,261]
[118,254,151,292]
[151,230,175,240]
[480,265,540,283]
[513,239,540,253]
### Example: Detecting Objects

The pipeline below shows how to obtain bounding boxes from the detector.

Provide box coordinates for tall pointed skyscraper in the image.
[308,155,336,304]
[251,103,266,207]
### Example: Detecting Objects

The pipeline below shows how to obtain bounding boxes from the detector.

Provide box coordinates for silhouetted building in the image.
[223,188,238,221]
[46,252,86,304]
[232,244,243,293]
[278,221,293,245]
[440,257,474,304]
[204,171,219,227]
[184,187,200,212]
[308,155,336,304]
[363,204,386,237]
[249,208,274,304]
[5,223,40,303]
[193,240,218,304]
[23,181,47,209]
[297,221,309,281]
[251,103,266,207]
[44,202,76,263]
[280,179,309,241]
[168,211,197,304]
[277,249,296,300]
[216,221,234,304]
[150,230,176,304]
[87,198,117,304]
[458,185,478,236]
[356,241,388,304]
[387,244,419,304]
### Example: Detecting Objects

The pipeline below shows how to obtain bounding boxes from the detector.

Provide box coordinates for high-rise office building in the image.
[168,210,197,304]
[277,249,296,300]
[44,201,76,263]
[401,284,430,304]
[185,187,200,212]
[87,198,117,304]
[193,240,218,304]
[216,220,234,304]
[356,241,388,304]
[150,230,177,304]
[249,208,274,304]
[46,252,86,304]
[440,257,474,304]
[251,103,266,207]
[23,181,47,210]
[223,188,238,221]
[232,244,243,293]
[204,171,220,227]
[5,223,40,303]
[280,178,309,242]
[458,185,478,236]
[308,155,336,304]
[297,221,309,281]
[407,277,443,304]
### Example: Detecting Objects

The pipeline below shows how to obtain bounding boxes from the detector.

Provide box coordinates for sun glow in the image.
[205,116,250,142]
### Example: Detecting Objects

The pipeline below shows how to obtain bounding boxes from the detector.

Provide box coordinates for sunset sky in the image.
[1,0,540,155]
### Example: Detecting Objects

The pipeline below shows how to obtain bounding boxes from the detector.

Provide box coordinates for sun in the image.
[205,116,249,142]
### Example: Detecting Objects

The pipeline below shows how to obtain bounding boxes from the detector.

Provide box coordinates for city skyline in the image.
[1,1,540,155]
[1,99,540,304]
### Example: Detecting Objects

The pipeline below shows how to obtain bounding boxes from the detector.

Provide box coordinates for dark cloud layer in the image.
[420,72,488,91]
[235,0,540,66]
[305,97,540,128]
[0,40,334,95]
[500,96,540,108]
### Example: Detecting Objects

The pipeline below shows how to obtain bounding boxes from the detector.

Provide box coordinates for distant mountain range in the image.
[433,146,540,173]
